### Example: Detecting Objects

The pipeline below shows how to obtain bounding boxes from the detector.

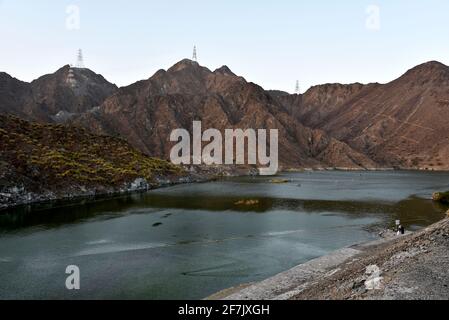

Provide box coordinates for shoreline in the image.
[2,167,448,212]
[210,217,449,300]
[206,232,405,300]
[0,174,211,212]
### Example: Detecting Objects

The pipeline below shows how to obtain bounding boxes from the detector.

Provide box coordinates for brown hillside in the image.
[73,59,377,170]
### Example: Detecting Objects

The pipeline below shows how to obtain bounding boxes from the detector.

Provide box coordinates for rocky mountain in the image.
[2,59,448,171]
[286,61,449,170]
[0,66,117,122]
[73,59,377,170]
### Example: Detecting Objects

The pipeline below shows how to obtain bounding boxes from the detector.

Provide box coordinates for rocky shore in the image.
[0,175,200,211]
[0,162,258,211]
[213,217,449,300]
[292,217,449,300]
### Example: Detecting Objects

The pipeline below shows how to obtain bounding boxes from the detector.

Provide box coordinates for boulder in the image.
[432,191,449,204]
[365,265,383,290]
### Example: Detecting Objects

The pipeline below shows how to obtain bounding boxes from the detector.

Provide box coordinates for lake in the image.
[0,171,448,299]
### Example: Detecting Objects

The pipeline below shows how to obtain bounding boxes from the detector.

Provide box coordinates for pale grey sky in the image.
[1,0,448,92]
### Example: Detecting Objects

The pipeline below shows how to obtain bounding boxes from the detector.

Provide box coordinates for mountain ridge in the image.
[1,59,448,170]
[70,59,380,169]
[290,60,449,169]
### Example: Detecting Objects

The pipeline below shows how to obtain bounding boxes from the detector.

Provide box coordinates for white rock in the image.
[129,178,149,191]
[365,265,383,290]
[365,265,381,276]
[365,276,384,290]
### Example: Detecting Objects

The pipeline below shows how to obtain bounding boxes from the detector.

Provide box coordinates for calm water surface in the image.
[0,171,448,299]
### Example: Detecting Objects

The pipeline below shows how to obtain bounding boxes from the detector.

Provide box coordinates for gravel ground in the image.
[292,217,449,300]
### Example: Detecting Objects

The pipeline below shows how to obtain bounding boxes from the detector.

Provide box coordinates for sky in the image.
[0,0,448,93]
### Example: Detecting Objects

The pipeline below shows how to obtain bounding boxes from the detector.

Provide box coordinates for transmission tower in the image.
[295,80,300,94]
[192,46,197,62]
[75,49,85,68]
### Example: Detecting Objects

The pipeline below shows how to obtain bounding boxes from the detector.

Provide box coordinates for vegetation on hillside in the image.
[0,114,184,193]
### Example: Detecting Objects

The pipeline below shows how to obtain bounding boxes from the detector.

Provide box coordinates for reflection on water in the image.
[0,171,448,299]
[1,194,446,233]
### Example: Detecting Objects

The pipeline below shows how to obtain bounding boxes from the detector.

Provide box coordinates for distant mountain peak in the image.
[0,71,16,81]
[54,64,84,76]
[4,65,119,121]
[402,60,449,80]
[167,59,204,73]
[214,66,236,76]
[417,60,447,69]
